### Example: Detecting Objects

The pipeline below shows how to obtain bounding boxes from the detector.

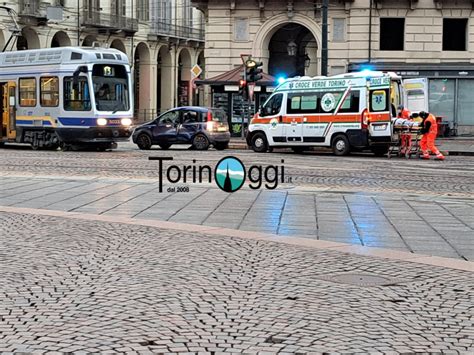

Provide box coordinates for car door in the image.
[177,109,200,143]
[152,109,180,143]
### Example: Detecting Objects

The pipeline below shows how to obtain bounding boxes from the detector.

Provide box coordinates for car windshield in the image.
[93,64,130,112]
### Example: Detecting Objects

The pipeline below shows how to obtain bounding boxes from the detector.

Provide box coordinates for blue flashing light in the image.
[277,76,286,85]
[360,68,373,75]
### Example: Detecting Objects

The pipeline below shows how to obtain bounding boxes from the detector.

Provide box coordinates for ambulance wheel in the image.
[332,135,350,156]
[251,132,268,153]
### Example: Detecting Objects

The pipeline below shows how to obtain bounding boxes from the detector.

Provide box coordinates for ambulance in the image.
[247,71,411,156]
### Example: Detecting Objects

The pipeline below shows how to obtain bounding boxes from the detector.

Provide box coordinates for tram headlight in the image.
[97,118,108,126]
[121,118,132,126]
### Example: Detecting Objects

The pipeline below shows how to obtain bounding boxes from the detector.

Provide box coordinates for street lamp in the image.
[304,53,311,68]
[321,0,328,76]
[287,40,297,56]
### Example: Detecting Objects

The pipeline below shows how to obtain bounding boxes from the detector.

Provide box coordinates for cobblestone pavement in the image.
[0,212,473,353]
[0,145,473,261]
[0,144,473,195]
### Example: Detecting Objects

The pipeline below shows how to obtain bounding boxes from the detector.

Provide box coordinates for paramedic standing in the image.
[398,105,411,119]
[419,111,445,160]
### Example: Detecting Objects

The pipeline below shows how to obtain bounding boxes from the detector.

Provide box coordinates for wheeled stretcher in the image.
[388,118,422,159]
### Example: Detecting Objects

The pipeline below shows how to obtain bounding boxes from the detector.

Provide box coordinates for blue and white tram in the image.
[0,46,133,150]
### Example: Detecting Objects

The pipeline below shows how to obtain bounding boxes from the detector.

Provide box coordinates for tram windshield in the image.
[92,64,130,112]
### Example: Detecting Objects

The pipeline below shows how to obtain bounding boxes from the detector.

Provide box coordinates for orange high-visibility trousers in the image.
[420,132,440,155]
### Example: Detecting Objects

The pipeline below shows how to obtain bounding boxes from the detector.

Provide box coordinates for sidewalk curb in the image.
[445,151,474,156]
[228,144,474,156]
[0,206,472,272]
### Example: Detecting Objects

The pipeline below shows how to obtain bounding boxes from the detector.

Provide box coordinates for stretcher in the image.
[387,118,422,159]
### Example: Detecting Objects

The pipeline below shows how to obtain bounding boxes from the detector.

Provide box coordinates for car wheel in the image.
[136,133,152,150]
[159,143,171,150]
[214,142,229,150]
[332,134,350,156]
[251,132,268,153]
[192,134,209,150]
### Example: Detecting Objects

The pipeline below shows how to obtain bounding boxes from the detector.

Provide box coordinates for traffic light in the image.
[245,59,263,83]
[251,61,263,82]
[239,74,247,99]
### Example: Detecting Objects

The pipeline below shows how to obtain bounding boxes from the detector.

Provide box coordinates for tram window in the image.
[19,78,36,107]
[92,64,130,112]
[63,77,91,111]
[40,77,59,107]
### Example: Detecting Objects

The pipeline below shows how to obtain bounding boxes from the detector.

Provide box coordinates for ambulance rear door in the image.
[403,78,428,113]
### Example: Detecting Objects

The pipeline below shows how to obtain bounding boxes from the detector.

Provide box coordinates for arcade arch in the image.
[110,39,127,53]
[134,42,152,121]
[17,27,40,50]
[252,13,321,77]
[51,31,71,47]
[156,45,173,113]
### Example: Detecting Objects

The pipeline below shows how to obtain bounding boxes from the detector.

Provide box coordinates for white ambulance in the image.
[247,71,413,156]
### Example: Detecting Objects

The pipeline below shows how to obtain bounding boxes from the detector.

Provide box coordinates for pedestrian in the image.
[419,111,445,160]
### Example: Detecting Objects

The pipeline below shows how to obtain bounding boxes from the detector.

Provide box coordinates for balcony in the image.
[149,21,205,43]
[18,0,48,25]
[82,10,138,35]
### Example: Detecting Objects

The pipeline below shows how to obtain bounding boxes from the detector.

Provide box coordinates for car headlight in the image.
[97,118,107,126]
[121,118,132,126]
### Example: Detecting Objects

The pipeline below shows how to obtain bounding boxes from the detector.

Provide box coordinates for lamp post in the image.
[321,0,328,76]
[77,0,80,45]
[368,0,373,63]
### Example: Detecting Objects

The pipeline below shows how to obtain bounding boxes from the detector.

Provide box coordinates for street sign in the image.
[191,64,202,78]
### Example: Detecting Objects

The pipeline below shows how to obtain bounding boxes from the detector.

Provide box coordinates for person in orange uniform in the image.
[419,111,445,160]
[398,105,411,119]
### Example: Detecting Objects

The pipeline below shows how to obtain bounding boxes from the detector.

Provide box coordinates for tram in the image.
[0,47,133,150]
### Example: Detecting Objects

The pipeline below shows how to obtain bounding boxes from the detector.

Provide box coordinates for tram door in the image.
[1,81,16,141]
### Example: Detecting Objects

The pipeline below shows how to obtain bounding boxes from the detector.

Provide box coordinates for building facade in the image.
[0,0,206,121]
[193,0,474,135]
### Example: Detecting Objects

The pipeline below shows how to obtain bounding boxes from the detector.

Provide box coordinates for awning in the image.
[195,65,277,86]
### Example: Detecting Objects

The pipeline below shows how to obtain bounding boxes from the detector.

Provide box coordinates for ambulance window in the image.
[290,96,301,110]
[261,93,282,116]
[370,90,389,112]
[288,93,318,113]
[301,95,317,110]
[338,91,360,113]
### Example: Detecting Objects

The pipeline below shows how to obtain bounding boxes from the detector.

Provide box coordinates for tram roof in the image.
[0,46,129,67]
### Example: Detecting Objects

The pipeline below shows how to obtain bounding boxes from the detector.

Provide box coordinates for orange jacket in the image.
[399,109,411,119]
[422,114,438,135]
